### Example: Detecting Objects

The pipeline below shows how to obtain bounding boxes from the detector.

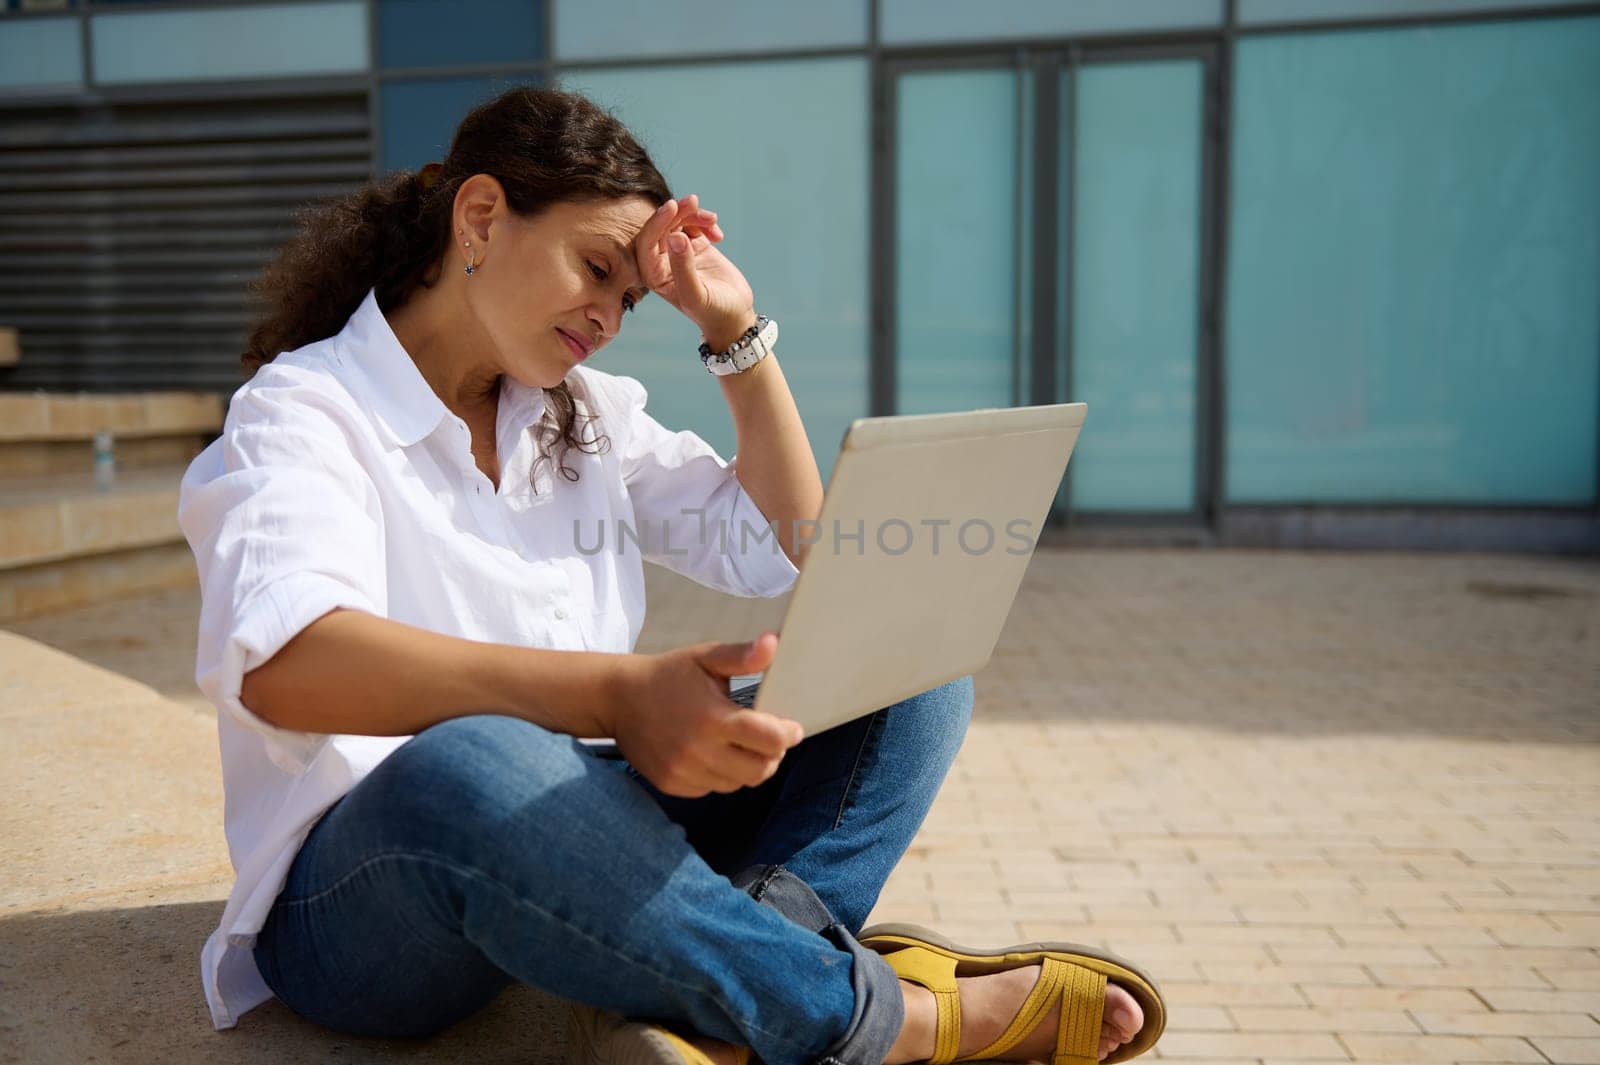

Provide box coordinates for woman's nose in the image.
[588,305,621,343]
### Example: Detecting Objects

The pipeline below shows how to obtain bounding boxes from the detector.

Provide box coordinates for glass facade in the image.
[554,0,866,60]
[562,58,870,482]
[1066,60,1204,513]
[90,2,369,85]
[0,0,1594,544]
[380,73,542,173]
[0,16,81,91]
[1225,17,1600,505]
[894,69,1020,417]
[379,0,543,69]
[1238,0,1596,24]
[880,0,1223,44]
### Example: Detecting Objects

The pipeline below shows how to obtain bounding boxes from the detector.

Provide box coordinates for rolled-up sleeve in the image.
[609,373,799,599]
[177,367,387,774]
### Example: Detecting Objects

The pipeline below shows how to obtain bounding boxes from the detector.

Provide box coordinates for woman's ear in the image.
[452,174,505,251]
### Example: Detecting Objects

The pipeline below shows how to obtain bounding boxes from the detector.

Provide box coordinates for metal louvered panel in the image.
[0,92,371,393]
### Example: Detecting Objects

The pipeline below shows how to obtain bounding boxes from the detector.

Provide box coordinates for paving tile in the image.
[1337,1033,1545,1062]
[1411,1011,1600,1037]
[12,547,1600,1065]
[1531,1037,1600,1064]
[1228,1006,1419,1033]
[1155,1031,1347,1059]
[1367,965,1551,989]
[1476,989,1600,1013]
[1295,985,1495,1012]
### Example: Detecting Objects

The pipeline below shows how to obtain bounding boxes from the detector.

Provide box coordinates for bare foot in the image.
[889,966,1144,1063]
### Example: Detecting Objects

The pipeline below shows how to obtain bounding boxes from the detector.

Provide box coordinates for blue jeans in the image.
[250,676,974,1065]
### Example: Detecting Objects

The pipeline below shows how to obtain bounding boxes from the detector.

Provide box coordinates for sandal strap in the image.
[878,946,962,1065]
[1055,961,1108,1065]
[962,956,1062,1061]
[962,957,1106,1065]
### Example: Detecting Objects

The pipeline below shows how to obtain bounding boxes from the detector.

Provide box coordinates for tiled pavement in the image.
[7,547,1599,1064]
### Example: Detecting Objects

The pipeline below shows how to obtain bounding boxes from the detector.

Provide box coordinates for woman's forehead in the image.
[568,197,656,242]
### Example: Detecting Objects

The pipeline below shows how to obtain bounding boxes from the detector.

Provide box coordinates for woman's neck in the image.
[385,286,502,424]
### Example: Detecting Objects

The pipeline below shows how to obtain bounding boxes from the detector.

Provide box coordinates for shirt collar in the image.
[337,287,454,450]
[337,287,552,453]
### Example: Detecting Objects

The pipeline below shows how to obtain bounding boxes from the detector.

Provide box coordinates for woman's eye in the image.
[622,295,636,314]
[587,261,607,283]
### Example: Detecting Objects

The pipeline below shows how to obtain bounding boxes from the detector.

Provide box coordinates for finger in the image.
[697,632,779,678]
[639,198,676,251]
[636,199,684,287]
[722,709,799,757]
[665,231,708,308]
[709,741,781,789]
[693,747,766,793]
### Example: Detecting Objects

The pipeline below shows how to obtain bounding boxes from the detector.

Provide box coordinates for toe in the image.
[1104,982,1144,1041]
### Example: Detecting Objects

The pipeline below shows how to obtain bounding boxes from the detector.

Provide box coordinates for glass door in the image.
[885,46,1217,527]
[890,57,1031,416]
[1057,50,1212,521]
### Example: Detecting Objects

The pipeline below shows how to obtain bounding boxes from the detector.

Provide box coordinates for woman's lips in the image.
[556,328,590,361]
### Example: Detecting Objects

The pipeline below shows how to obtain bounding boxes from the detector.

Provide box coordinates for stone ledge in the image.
[0,391,223,442]
[0,631,575,1062]
[0,469,185,571]
[0,540,197,624]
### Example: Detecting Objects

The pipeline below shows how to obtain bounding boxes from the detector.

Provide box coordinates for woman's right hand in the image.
[609,631,805,798]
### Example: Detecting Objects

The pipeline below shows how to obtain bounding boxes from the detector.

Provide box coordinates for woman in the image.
[178,87,1163,1065]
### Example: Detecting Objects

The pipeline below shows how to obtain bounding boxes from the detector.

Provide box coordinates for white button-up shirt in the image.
[178,287,798,1031]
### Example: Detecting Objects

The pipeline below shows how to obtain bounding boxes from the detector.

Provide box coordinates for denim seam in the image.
[269,848,819,1051]
[747,863,784,905]
[829,710,880,832]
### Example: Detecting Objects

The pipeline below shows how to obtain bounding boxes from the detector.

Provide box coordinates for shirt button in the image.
[553,606,569,620]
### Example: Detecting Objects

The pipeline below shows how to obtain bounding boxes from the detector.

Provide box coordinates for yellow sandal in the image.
[567,1002,752,1065]
[859,923,1166,1064]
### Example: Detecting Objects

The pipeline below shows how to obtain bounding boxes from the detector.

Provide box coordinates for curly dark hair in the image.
[241,86,672,487]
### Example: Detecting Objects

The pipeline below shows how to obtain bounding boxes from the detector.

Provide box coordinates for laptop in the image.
[583,401,1087,752]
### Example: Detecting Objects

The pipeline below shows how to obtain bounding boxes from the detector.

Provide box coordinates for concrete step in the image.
[0,392,220,621]
[0,390,222,477]
[1,468,185,570]
[0,629,576,1061]
[0,391,222,441]
[0,466,193,623]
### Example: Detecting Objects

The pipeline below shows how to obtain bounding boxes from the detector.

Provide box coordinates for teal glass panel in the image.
[91,2,368,85]
[895,69,1017,415]
[561,59,869,483]
[379,0,543,69]
[1226,18,1600,505]
[1239,0,1593,24]
[555,0,865,61]
[0,16,81,91]
[881,0,1221,44]
[1067,60,1202,512]
[380,74,541,173]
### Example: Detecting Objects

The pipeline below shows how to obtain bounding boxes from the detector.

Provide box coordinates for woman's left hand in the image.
[634,193,757,349]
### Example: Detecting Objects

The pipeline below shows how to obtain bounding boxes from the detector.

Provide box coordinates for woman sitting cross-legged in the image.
[179,85,1166,1065]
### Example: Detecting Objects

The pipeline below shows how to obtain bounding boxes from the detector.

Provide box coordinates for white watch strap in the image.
[706,316,778,375]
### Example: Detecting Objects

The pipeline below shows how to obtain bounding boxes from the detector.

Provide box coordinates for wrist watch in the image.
[699,314,777,376]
